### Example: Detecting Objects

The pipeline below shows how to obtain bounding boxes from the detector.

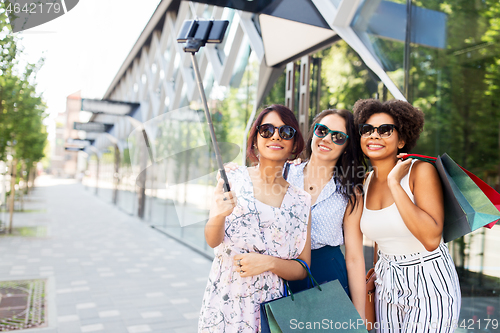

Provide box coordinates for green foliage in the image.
[262,71,286,107]
[409,0,500,180]
[0,62,48,163]
[0,1,47,174]
[0,4,17,72]
[318,41,379,111]
[212,58,259,165]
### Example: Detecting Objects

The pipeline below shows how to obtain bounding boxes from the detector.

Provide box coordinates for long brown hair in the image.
[303,109,366,211]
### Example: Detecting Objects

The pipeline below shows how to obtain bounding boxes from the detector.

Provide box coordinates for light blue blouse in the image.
[287,162,348,249]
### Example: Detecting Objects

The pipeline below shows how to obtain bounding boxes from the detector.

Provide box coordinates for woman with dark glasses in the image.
[286,109,367,320]
[199,105,312,333]
[353,99,460,333]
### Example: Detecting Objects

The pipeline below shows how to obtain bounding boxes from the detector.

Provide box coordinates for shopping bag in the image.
[260,259,367,333]
[454,167,499,229]
[403,154,500,242]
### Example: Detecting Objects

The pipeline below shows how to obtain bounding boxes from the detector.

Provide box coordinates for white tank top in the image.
[360,160,428,255]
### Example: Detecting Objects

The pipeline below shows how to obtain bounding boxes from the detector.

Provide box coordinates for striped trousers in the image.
[374,244,461,333]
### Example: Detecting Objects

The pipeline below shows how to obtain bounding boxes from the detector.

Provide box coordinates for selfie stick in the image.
[177,20,231,192]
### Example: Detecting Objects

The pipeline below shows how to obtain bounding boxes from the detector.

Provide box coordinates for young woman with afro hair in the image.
[354,99,461,333]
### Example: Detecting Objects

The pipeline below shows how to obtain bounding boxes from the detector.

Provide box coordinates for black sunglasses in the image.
[313,123,349,145]
[257,123,296,140]
[359,124,397,138]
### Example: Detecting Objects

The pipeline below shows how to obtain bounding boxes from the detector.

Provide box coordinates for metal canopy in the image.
[90,114,130,125]
[76,132,102,141]
[259,14,338,66]
[73,122,113,133]
[188,0,338,67]
[81,99,140,120]
[260,0,330,29]
[188,0,274,13]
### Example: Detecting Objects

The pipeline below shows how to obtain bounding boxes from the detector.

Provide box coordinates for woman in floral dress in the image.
[198,105,312,333]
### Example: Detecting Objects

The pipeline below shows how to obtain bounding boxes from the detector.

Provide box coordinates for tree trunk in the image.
[30,165,36,191]
[8,159,17,234]
[20,161,25,212]
[27,165,33,195]
[27,164,34,195]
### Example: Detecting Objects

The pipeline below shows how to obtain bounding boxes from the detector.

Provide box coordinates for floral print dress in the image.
[198,166,311,333]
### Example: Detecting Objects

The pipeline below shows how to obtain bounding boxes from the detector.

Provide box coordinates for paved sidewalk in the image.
[0,176,212,333]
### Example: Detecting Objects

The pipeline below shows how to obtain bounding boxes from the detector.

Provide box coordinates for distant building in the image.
[50,91,82,177]
[50,111,65,176]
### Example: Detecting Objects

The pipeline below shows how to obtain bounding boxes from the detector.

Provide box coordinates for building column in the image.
[298,56,311,136]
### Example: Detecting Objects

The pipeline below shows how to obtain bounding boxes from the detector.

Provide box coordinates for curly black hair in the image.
[352,99,425,153]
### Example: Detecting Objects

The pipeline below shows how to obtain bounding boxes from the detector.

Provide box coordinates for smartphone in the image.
[177,20,228,44]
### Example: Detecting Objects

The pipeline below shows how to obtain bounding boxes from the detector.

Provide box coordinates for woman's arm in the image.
[388,160,444,251]
[205,178,237,248]
[234,214,312,281]
[343,192,366,320]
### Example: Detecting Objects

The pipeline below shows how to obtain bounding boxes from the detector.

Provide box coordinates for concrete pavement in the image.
[0,176,212,333]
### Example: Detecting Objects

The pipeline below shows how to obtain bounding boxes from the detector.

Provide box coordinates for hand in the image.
[387,158,412,188]
[287,157,302,165]
[209,178,237,219]
[397,153,409,160]
[233,253,272,278]
[216,162,239,182]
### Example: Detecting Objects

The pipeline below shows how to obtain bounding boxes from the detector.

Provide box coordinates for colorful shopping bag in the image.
[403,154,500,242]
[260,260,367,333]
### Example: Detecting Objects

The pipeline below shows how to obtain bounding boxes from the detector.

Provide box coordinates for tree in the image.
[318,41,379,111]
[0,1,47,233]
[409,0,500,177]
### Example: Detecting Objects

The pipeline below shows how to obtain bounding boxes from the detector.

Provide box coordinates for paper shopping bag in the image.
[260,259,367,333]
[403,154,500,242]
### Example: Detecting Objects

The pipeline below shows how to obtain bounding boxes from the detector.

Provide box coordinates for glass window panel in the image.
[221,8,237,57]
[229,37,251,88]
[352,0,408,92]
[330,0,342,8]
[409,0,500,325]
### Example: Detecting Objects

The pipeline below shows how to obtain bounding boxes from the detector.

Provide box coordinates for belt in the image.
[376,256,405,304]
[375,249,444,304]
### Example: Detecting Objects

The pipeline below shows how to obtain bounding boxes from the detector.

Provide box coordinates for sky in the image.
[15,0,162,139]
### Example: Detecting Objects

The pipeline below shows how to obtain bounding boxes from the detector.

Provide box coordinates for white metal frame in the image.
[312,0,406,101]
[94,3,269,156]
[93,0,407,160]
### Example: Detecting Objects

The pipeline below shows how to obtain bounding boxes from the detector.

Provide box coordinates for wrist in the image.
[387,178,402,192]
[208,214,226,225]
[266,256,277,272]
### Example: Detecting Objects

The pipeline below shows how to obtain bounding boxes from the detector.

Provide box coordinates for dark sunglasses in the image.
[257,123,296,140]
[359,124,397,138]
[313,123,349,145]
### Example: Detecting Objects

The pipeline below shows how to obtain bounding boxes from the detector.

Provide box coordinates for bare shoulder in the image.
[410,160,440,189]
[412,160,438,176]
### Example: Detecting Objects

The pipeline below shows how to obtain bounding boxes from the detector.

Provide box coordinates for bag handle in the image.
[373,242,378,266]
[401,154,436,164]
[283,259,321,301]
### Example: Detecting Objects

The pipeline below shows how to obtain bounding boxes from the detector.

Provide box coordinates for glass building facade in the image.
[82,0,500,328]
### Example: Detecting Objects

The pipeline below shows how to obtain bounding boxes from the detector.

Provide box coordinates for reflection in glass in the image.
[408,0,500,325]
[351,0,407,91]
